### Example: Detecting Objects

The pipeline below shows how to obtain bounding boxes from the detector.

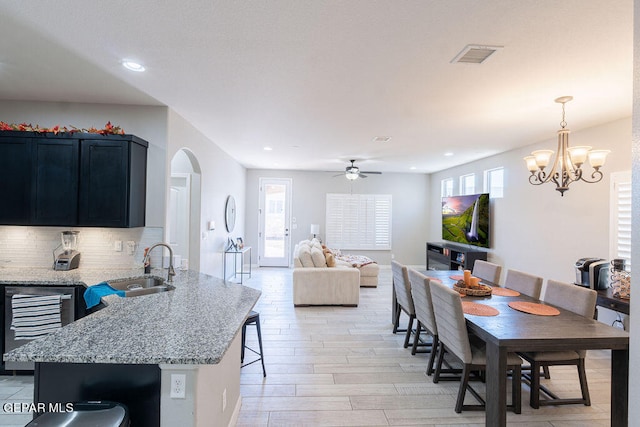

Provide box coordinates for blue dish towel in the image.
[84,282,126,309]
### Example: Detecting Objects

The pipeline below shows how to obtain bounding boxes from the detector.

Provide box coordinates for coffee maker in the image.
[53,231,81,271]
[574,257,609,289]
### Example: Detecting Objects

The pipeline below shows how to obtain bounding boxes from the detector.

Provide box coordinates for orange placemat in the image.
[450,275,465,281]
[491,287,521,297]
[508,301,560,316]
[462,301,499,316]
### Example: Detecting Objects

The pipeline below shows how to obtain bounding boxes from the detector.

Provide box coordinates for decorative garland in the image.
[0,121,125,135]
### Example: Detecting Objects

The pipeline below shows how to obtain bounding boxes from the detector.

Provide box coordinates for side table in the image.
[224,247,252,284]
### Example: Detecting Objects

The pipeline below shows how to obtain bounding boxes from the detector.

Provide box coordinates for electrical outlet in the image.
[222,388,227,411]
[114,241,123,252]
[126,241,136,255]
[170,374,186,399]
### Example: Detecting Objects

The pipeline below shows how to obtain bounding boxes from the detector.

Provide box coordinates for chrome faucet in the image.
[143,243,176,282]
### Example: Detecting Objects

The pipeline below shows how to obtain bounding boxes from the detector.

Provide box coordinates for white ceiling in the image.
[0,1,633,174]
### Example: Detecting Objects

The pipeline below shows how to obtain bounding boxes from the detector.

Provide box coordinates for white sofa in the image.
[292,239,361,306]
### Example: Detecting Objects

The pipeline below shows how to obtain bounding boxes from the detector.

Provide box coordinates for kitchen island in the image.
[1,267,261,427]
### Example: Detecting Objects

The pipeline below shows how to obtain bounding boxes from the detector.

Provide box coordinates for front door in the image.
[258,178,292,267]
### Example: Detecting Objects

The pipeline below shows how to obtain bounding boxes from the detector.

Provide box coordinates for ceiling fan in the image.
[334,160,382,180]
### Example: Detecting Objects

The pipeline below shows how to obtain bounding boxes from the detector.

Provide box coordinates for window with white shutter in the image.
[610,171,631,271]
[325,193,392,250]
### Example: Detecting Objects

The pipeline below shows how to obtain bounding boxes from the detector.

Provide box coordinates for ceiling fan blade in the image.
[361,171,382,174]
[359,173,368,178]
[332,173,346,177]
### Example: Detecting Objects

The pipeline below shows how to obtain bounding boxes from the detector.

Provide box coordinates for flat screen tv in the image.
[442,193,490,248]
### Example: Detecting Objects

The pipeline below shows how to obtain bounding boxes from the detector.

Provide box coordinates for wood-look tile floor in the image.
[238,266,613,426]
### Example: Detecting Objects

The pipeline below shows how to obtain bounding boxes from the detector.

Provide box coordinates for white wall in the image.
[167,110,247,278]
[428,117,632,286]
[245,169,430,266]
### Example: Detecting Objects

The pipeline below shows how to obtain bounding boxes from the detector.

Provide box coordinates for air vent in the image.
[451,45,503,64]
[372,136,391,143]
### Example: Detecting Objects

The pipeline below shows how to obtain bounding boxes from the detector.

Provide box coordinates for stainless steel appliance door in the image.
[4,286,75,370]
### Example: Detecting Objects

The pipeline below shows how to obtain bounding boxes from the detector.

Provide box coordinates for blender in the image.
[53,231,81,271]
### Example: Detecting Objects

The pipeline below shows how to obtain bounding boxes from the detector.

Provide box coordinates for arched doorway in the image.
[169,149,202,271]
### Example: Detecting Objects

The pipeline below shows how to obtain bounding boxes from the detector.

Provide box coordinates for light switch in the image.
[114,241,123,252]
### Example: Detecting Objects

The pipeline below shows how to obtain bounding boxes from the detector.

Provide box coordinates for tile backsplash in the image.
[0,226,164,270]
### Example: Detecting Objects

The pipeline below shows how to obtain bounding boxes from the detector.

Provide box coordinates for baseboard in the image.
[228,395,242,427]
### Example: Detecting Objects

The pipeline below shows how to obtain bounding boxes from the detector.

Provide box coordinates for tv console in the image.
[426,242,488,271]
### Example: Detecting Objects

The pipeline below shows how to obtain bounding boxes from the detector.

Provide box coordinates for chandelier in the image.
[524,96,610,196]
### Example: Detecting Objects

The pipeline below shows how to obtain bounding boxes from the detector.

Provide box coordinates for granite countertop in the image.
[1,267,261,365]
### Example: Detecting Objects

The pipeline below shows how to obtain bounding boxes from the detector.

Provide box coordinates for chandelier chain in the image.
[560,101,567,129]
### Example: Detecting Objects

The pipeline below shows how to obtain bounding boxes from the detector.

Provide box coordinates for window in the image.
[441,178,453,198]
[610,171,631,271]
[459,174,475,195]
[484,167,504,198]
[325,193,392,250]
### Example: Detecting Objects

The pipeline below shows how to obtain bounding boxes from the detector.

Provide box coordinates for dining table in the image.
[421,270,629,427]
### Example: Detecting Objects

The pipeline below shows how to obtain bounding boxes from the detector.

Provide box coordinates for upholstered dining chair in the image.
[519,279,597,409]
[430,280,522,414]
[391,261,415,348]
[472,260,502,284]
[503,269,543,299]
[407,268,438,369]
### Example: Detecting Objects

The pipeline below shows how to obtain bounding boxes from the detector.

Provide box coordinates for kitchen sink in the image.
[108,277,175,297]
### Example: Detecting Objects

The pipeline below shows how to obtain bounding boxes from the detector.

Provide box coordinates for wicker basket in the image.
[453,283,493,296]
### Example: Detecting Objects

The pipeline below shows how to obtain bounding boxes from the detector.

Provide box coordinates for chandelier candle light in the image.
[523,96,610,196]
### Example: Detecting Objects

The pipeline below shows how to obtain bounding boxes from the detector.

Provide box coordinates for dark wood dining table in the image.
[421,270,629,427]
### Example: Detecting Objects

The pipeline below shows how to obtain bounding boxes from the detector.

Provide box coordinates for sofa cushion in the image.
[325,252,336,267]
[311,247,327,267]
[298,245,315,267]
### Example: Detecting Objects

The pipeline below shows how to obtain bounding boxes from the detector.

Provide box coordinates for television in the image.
[442,193,490,248]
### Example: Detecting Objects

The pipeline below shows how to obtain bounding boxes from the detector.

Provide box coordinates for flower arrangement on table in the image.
[0,121,125,135]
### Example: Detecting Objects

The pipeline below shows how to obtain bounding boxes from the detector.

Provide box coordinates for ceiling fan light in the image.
[345,172,359,180]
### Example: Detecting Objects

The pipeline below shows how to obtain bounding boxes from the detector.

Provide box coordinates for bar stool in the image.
[241,310,266,377]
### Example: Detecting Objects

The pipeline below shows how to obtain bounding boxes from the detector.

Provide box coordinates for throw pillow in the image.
[311,247,327,267]
[298,245,314,267]
[325,252,336,267]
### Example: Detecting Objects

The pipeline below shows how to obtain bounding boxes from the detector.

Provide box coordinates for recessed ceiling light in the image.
[122,60,145,72]
[444,152,454,157]
[410,166,417,170]
[263,146,273,151]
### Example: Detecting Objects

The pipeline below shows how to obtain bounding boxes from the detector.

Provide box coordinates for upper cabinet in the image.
[0,132,148,228]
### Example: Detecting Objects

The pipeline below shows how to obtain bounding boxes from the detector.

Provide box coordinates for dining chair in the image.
[407,268,437,369]
[519,279,597,409]
[503,269,543,299]
[472,260,502,284]
[430,280,522,414]
[391,261,415,348]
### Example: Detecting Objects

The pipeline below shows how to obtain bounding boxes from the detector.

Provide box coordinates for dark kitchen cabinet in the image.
[0,136,32,224]
[79,137,147,227]
[32,138,80,225]
[0,131,147,227]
